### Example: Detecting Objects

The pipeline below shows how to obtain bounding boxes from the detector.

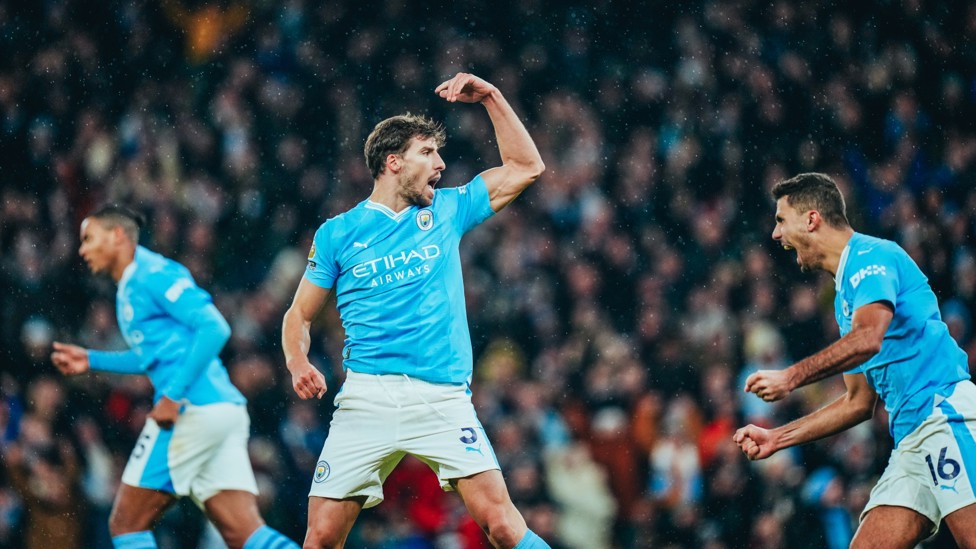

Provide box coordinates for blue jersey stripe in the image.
[141,427,175,493]
[937,397,976,495]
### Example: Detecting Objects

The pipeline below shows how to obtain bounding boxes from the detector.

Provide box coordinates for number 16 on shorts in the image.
[926,446,961,492]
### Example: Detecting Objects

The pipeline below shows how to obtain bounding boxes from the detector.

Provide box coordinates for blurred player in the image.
[281,72,550,548]
[51,205,298,549]
[734,173,976,548]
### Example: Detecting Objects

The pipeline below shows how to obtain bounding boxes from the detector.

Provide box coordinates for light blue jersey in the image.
[89,246,245,406]
[305,175,494,384]
[836,232,969,445]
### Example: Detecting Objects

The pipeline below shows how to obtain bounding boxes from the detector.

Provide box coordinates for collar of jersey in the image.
[834,233,857,291]
[118,247,142,291]
[364,200,415,221]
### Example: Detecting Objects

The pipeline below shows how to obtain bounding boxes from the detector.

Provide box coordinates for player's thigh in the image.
[944,503,976,549]
[109,483,177,534]
[306,495,366,547]
[852,505,932,549]
[454,469,520,520]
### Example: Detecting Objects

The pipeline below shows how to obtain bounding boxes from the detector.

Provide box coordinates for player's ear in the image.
[807,210,821,231]
[386,153,401,173]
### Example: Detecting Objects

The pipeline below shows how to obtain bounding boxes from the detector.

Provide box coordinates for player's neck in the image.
[821,227,855,277]
[111,245,137,283]
[368,179,411,213]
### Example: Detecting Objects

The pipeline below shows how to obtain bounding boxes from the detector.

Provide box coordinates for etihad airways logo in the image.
[352,245,441,281]
[849,265,887,289]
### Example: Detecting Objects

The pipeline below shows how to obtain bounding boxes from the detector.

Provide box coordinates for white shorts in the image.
[309,370,500,508]
[122,402,258,505]
[862,380,976,536]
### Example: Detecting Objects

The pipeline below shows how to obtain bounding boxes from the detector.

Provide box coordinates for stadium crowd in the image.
[1,0,975,547]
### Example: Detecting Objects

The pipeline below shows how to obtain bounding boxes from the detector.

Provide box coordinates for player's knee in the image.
[213,522,256,549]
[108,507,141,537]
[480,510,524,549]
[303,524,345,549]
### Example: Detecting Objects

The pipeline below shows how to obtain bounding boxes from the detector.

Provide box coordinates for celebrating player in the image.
[281,72,550,548]
[51,205,298,549]
[734,173,976,548]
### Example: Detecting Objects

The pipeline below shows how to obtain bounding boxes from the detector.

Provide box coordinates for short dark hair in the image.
[364,114,446,179]
[771,172,850,228]
[88,204,145,243]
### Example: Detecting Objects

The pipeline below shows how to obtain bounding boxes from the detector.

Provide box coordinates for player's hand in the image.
[744,369,794,402]
[51,342,91,375]
[148,396,181,430]
[435,73,498,104]
[289,359,327,400]
[733,424,777,460]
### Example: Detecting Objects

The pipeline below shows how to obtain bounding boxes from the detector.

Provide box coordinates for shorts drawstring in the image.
[403,374,449,420]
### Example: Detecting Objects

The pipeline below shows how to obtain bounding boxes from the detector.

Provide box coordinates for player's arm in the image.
[734,372,877,460]
[51,342,143,375]
[745,301,893,401]
[152,280,232,402]
[435,73,545,212]
[282,277,331,399]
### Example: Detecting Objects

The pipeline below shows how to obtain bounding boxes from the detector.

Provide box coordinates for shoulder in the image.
[849,233,906,263]
[316,202,368,237]
[134,247,187,282]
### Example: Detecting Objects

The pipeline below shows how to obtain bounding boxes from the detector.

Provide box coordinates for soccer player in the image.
[281,72,550,548]
[50,205,298,549]
[734,173,976,548]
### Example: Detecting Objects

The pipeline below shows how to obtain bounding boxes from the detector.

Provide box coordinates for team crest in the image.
[313,460,331,483]
[416,209,434,231]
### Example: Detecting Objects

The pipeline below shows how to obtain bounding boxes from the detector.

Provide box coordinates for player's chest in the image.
[116,286,158,330]
[337,214,455,285]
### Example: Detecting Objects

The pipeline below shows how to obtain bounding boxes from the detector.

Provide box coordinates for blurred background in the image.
[1,0,974,547]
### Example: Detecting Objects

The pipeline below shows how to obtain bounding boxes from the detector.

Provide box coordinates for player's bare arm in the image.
[435,72,545,212]
[282,277,331,400]
[734,372,877,460]
[745,301,893,401]
[50,341,91,375]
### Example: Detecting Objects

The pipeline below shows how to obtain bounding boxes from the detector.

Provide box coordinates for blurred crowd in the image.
[1,0,975,547]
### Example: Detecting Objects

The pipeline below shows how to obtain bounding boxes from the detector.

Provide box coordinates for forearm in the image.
[281,307,312,370]
[481,91,544,175]
[772,393,873,451]
[788,329,879,389]
[159,304,230,400]
[88,349,144,374]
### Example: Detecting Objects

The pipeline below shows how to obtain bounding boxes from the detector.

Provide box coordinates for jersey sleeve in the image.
[445,175,495,235]
[142,267,231,400]
[304,221,338,289]
[846,246,900,312]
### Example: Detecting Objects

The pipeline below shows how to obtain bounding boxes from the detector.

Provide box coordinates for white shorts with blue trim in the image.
[309,370,500,508]
[862,380,976,536]
[121,402,258,505]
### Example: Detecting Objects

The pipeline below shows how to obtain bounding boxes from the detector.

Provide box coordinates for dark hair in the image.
[770,172,850,228]
[364,114,446,179]
[88,204,145,243]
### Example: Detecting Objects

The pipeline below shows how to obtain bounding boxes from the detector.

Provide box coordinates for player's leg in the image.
[305,496,366,548]
[454,470,550,549]
[944,503,976,548]
[190,404,298,548]
[851,505,932,549]
[304,373,404,547]
[397,377,549,549]
[108,484,175,548]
